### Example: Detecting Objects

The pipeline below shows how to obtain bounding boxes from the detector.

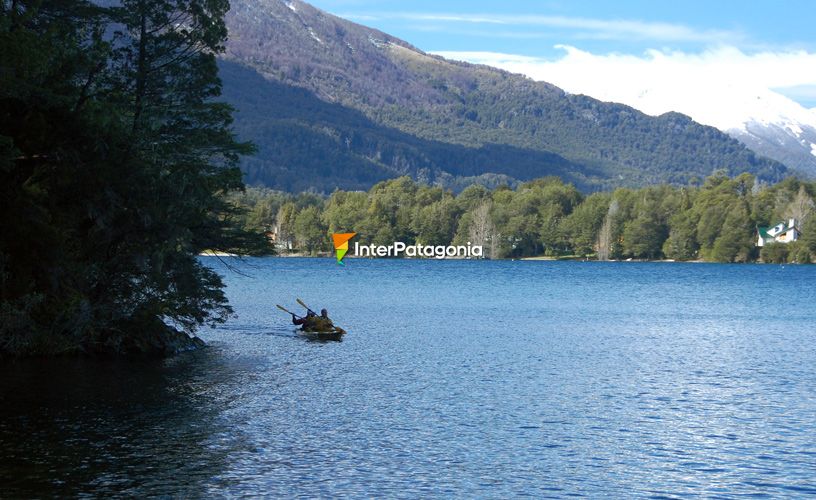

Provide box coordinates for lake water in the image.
[2,258,816,497]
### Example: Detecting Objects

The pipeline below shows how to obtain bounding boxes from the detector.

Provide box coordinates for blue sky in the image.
[306,0,816,110]
[308,0,815,56]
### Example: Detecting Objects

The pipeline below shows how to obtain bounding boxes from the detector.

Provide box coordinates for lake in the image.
[2,258,816,497]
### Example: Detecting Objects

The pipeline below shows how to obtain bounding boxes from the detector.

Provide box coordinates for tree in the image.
[623,214,666,259]
[709,203,753,262]
[276,202,298,251]
[597,200,619,261]
[787,241,811,264]
[468,201,497,258]
[0,0,266,356]
[663,211,699,260]
[562,192,610,257]
[785,185,814,224]
[453,199,497,258]
[323,190,368,235]
[535,181,582,256]
[294,206,327,254]
[362,177,418,244]
[622,191,669,259]
[412,195,461,246]
[244,191,288,233]
[455,184,490,212]
[803,216,816,254]
[760,243,789,264]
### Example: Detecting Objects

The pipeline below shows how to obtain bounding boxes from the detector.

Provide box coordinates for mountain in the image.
[442,48,816,179]
[218,60,583,192]
[644,87,816,178]
[731,118,816,179]
[724,94,816,178]
[220,0,789,192]
[570,81,816,178]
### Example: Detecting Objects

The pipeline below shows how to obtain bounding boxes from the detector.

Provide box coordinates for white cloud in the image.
[340,12,741,44]
[433,46,816,131]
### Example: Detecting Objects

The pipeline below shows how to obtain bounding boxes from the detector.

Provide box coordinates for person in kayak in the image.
[291,308,334,332]
[291,310,314,326]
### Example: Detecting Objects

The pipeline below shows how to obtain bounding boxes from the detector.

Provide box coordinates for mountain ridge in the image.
[220,0,789,192]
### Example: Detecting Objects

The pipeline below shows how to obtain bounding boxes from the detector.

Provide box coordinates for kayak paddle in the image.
[276,304,302,319]
[296,298,317,315]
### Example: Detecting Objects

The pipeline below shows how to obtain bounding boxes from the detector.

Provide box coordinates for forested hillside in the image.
[220,0,789,192]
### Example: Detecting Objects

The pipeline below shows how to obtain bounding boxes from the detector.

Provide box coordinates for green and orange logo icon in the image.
[332,233,356,265]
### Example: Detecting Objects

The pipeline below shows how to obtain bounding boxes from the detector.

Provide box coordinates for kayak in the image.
[299,326,346,340]
[300,320,345,332]
[276,301,345,338]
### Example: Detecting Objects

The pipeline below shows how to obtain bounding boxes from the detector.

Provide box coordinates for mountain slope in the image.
[731,119,816,178]
[220,60,589,192]
[725,93,816,177]
[221,0,789,192]
[698,87,816,177]
[575,80,816,178]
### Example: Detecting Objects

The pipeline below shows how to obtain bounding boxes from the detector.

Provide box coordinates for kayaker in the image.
[309,309,334,332]
[277,301,344,335]
[292,309,334,332]
[291,310,316,327]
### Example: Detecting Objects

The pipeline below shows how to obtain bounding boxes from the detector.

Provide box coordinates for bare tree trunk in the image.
[785,186,814,224]
[597,199,619,261]
[468,200,496,258]
[490,233,500,260]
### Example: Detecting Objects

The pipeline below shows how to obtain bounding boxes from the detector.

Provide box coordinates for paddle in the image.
[296,298,317,315]
[276,304,302,319]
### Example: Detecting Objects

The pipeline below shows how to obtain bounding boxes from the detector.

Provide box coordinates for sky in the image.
[306,0,816,127]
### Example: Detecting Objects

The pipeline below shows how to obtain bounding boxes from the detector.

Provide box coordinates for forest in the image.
[230,173,816,264]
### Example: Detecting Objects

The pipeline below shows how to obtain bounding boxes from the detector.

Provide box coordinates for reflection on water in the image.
[0,349,258,497]
[2,258,816,497]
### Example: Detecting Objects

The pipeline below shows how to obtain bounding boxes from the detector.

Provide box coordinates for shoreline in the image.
[198,253,801,264]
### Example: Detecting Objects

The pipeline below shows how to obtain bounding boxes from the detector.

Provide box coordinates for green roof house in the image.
[757,218,801,247]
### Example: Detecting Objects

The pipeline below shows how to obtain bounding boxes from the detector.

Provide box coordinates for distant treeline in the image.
[231,173,816,263]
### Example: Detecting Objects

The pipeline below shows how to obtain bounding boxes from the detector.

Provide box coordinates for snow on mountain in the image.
[620,84,816,177]
[435,48,816,177]
[728,108,816,176]
[528,74,816,178]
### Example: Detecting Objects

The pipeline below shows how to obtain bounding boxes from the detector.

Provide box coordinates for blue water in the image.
[2,258,816,497]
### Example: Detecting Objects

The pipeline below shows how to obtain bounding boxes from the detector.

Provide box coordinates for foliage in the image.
[760,243,789,264]
[0,0,266,356]
[233,174,816,265]
[294,206,327,254]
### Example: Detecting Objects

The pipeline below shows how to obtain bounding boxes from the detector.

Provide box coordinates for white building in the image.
[757,218,800,247]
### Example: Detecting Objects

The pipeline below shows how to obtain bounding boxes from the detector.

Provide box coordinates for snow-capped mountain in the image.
[728,112,816,178]
[536,78,816,178]
[621,84,816,178]
[731,120,816,177]
[434,49,816,178]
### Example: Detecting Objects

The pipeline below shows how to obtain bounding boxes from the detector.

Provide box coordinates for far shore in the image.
[518,256,707,263]
[198,252,802,264]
